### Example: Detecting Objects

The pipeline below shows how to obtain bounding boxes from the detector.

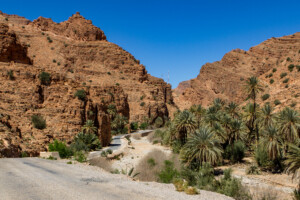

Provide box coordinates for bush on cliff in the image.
[31,115,46,130]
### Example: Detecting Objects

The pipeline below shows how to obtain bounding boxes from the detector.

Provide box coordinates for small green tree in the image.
[39,72,51,85]
[74,90,86,101]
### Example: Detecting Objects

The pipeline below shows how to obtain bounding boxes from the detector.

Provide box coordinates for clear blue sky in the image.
[2,0,300,88]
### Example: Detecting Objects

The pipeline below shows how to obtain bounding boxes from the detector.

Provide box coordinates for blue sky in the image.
[1,0,300,88]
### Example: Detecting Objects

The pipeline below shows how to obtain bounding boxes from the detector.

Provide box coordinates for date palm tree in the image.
[189,104,206,127]
[243,103,259,142]
[174,110,197,144]
[82,120,97,134]
[244,76,264,143]
[284,143,300,189]
[180,127,223,167]
[225,102,240,119]
[228,119,246,145]
[261,125,283,160]
[259,103,275,128]
[278,107,300,143]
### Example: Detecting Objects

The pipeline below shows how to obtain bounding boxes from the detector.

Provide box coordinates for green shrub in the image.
[290,102,297,107]
[140,95,145,100]
[269,79,274,84]
[147,158,156,167]
[297,65,300,72]
[283,78,289,83]
[7,70,15,80]
[280,72,287,78]
[154,117,163,128]
[274,99,281,105]
[48,140,73,158]
[70,132,101,152]
[107,72,111,75]
[130,122,139,131]
[139,122,148,130]
[158,160,179,183]
[224,141,246,163]
[47,36,53,43]
[31,115,46,129]
[74,90,86,101]
[116,83,120,86]
[272,68,277,72]
[217,169,251,200]
[52,59,56,63]
[254,145,270,167]
[268,73,273,78]
[21,152,28,157]
[39,72,51,85]
[261,94,270,101]
[140,102,145,106]
[286,57,292,62]
[246,165,260,175]
[67,161,72,164]
[288,64,295,72]
[47,156,57,160]
[74,151,86,163]
[285,84,289,88]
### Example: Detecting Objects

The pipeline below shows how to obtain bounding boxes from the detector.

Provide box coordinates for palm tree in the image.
[213,98,226,111]
[243,103,259,142]
[228,119,246,145]
[180,127,223,167]
[259,103,275,128]
[244,76,264,103]
[82,120,97,134]
[204,106,219,128]
[174,110,197,144]
[107,104,117,119]
[244,76,264,143]
[111,114,128,134]
[225,102,240,119]
[278,107,300,143]
[189,104,206,127]
[284,143,300,188]
[261,125,282,160]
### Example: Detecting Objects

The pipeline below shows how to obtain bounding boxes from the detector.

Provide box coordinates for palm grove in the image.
[153,76,300,198]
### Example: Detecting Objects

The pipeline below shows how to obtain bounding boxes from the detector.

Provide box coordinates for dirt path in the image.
[0,158,233,200]
[218,161,297,199]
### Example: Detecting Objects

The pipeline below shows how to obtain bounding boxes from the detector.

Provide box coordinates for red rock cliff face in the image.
[174,33,300,110]
[0,12,175,157]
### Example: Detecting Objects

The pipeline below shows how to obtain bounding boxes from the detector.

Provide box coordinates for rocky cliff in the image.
[174,33,300,110]
[0,12,174,157]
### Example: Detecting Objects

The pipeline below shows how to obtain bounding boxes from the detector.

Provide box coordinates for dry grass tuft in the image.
[135,149,168,181]
[88,157,112,172]
[184,186,199,195]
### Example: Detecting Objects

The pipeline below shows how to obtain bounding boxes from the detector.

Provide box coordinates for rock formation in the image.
[174,33,300,110]
[0,11,175,157]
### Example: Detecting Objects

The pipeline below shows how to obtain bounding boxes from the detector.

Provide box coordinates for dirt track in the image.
[0,158,233,200]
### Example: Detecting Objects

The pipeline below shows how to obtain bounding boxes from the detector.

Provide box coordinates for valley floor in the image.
[104,133,297,200]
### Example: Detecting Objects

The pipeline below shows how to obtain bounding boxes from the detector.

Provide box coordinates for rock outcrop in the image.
[174,33,300,110]
[0,12,175,157]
